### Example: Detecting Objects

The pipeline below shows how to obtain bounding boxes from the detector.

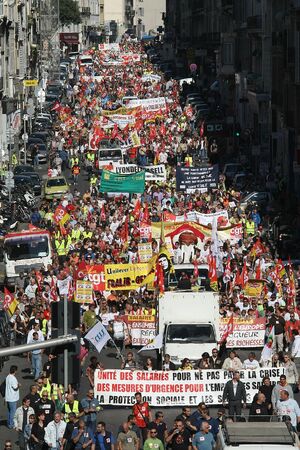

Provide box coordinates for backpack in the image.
[0,379,6,397]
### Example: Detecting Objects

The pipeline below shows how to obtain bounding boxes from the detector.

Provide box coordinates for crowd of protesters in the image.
[2,36,300,449]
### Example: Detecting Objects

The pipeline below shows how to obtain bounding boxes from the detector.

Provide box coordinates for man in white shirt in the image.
[27,323,44,344]
[44,411,66,449]
[5,365,20,429]
[276,389,300,430]
[243,352,260,370]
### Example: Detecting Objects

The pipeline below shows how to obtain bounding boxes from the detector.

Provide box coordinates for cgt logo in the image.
[77,265,105,289]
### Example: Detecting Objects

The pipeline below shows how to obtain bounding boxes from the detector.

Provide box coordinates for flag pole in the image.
[109,338,125,363]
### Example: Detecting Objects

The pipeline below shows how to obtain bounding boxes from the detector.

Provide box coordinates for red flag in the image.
[155,261,165,294]
[35,270,43,292]
[241,261,249,288]
[136,118,144,131]
[100,205,106,221]
[255,261,261,280]
[160,123,166,136]
[193,260,199,278]
[51,101,62,112]
[142,203,150,224]
[132,199,141,220]
[208,256,218,291]
[3,287,14,310]
[111,123,119,139]
[68,280,75,301]
[149,126,157,140]
[120,216,129,243]
[220,315,234,344]
[50,277,58,302]
[234,269,243,287]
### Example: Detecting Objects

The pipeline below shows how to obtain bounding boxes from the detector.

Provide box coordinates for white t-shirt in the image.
[243,359,260,370]
[5,373,19,402]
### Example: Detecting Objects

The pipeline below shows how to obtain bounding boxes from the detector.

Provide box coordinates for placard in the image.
[75,280,93,303]
[94,368,284,406]
[138,243,153,262]
[114,164,166,181]
[176,165,219,192]
[122,315,156,346]
[219,317,266,348]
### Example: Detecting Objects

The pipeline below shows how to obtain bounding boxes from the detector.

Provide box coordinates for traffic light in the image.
[51,302,81,387]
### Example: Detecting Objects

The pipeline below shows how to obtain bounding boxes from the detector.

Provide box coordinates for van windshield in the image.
[166,324,215,343]
[99,150,122,160]
[5,236,49,260]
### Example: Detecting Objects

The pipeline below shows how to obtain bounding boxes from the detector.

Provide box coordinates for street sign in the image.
[23,114,29,121]
[23,79,38,87]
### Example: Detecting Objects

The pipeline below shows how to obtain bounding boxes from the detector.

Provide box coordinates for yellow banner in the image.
[23,79,38,87]
[75,280,93,303]
[101,106,138,116]
[244,279,265,297]
[104,263,154,290]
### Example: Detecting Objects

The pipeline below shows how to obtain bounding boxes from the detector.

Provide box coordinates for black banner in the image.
[176,165,219,191]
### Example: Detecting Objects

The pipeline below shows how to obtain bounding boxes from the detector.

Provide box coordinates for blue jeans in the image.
[7,400,17,428]
[32,352,42,379]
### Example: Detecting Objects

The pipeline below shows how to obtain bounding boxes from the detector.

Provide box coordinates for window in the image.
[138,7,144,16]
[222,42,234,65]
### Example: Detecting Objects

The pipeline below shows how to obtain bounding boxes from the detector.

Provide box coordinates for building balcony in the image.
[80,7,91,16]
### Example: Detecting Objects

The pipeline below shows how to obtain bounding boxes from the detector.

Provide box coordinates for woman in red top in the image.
[132,392,152,442]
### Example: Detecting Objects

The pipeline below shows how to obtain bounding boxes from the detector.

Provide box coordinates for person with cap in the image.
[276,389,300,430]
[271,374,294,410]
[222,371,247,420]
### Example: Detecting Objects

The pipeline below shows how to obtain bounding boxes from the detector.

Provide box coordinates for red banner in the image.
[75,262,105,291]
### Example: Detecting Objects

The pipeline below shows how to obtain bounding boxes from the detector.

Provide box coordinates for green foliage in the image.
[60,0,81,25]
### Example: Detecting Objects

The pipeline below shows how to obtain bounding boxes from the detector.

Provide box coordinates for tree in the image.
[59,0,81,26]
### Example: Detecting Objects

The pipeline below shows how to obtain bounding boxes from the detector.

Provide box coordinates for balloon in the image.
[190,63,197,72]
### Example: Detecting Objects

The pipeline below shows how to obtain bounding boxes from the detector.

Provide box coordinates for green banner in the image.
[100,169,145,193]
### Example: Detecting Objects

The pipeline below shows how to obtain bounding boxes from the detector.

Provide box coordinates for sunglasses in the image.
[150,431,157,434]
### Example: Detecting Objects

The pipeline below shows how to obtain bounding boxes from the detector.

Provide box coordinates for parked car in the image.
[240,191,272,211]
[14,173,42,195]
[14,165,36,175]
[20,143,48,164]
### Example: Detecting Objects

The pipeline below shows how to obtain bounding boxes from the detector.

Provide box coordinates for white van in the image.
[79,55,94,67]
[96,148,124,169]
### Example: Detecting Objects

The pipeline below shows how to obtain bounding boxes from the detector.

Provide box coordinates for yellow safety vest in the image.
[245,220,255,236]
[90,176,97,186]
[45,212,54,222]
[42,319,48,337]
[55,240,66,256]
[51,383,64,400]
[71,229,81,240]
[39,380,51,397]
[64,400,80,421]
[54,231,61,240]
[82,231,92,239]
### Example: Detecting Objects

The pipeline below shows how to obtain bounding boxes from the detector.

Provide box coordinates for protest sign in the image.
[139,222,152,241]
[98,43,120,51]
[127,97,167,112]
[104,263,153,290]
[172,211,229,227]
[138,243,153,262]
[176,165,219,192]
[75,280,93,303]
[53,205,70,226]
[94,368,284,406]
[244,279,265,297]
[219,317,266,348]
[122,315,156,346]
[100,170,145,193]
[114,164,166,181]
[75,262,106,291]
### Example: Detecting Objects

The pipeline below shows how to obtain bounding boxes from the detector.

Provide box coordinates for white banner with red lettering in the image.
[127,97,167,112]
[121,315,156,346]
[94,368,284,406]
[219,317,266,348]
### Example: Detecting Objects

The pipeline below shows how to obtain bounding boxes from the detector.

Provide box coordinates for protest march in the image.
[2,35,300,450]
